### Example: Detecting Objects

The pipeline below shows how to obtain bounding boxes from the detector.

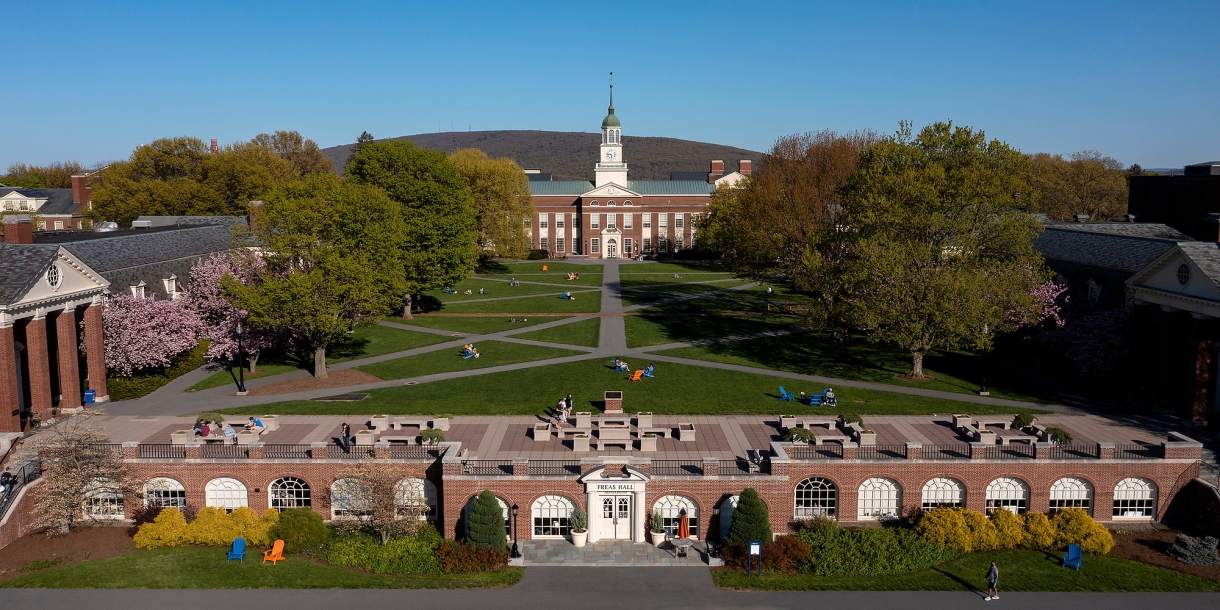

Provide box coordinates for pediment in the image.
[578,464,651,483]
[1128,245,1220,302]
[11,247,110,308]
[582,183,641,198]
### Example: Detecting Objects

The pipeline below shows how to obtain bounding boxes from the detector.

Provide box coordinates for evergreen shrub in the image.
[269,507,332,553]
[794,523,958,576]
[726,488,772,545]
[467,490,507,550]
[316,528,442,574]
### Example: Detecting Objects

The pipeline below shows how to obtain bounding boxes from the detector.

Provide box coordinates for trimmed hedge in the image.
[108,342,208,401]
[915,507,1114,554]
[133,506,279,549]
[315,529,442,575]
[269,507,331,553]
[794,522,958,577]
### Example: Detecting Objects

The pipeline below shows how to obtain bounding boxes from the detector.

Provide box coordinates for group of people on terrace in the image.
[192,417,265,443]
[554,393,575,421]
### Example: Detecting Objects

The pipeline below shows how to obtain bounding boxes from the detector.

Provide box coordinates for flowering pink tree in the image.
[1032,279,1068,328]
[99,295,203,376]
[185,251,279,372]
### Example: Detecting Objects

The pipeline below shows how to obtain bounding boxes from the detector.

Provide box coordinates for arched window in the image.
[607,200,616,206]
[922,477,965,511]
[205,477,248,512]
[330,478,371,519]
[986,478,1030,514]
[1113,478,1157,518]
[1049,477,1093,515]
[589,200,600,206]
[83,478,124,519]
[795,477,837,518]
[144,477,186,508]
[395,478,438,521]
[532,495,576,537]
[654,495,699,537]
[269,477,311,510]
[465,495,511,538]
[857,478,901,520]
[717,495,740,540]
[623,199,633,206]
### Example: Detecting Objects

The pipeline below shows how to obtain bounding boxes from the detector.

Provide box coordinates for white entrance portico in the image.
[579,464,650,543]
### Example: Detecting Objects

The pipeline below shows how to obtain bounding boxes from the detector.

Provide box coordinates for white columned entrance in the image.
[579,464,650,544]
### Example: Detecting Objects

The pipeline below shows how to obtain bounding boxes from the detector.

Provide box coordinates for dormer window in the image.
[163,275,178,299]
[19,200,30,211]
[131,281,146,298]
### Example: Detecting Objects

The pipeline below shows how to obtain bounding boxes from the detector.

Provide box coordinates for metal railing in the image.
[83,443,124,458]
[139,444,186,459]
[982,444,1036,460]
[1048,444,1099,459]
[1115,444,1160,459]
[462,460,514,475]
[923,444,971,460]
[0,462,42,520]
[389,445,446,460]
[201,444,250,459]
[263,444,310,459]
[788,444,843,460]
[529,460,582,476]
[719,458,769,475]
[651,460,705,475]
[332,446,376,460]
[857,444,907,460]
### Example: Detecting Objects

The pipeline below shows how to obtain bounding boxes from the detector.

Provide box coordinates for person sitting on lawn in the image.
[644,364,655,376]
[799,391,809,404]
[824,388,837,404]
[479,287,485,294]
[510,277,519,287]
[463,289,473,295]
[471,347,480,358]
[567,272,577,280]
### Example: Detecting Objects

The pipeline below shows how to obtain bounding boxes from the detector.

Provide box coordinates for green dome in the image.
[602,111,620,128]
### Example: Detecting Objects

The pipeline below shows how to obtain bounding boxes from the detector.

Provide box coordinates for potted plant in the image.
[639,433,657,452]
[649,510,666,546]
[370,414,390,431]
[573,433,590,452]
[780,415,797,429]
[570,507,588,547]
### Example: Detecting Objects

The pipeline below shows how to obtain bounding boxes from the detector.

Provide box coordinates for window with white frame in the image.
[331,478,372,519]
[623,199,633,206]
[556,216,565,229]
[857,477,901,520]
[54,220,64,230]
[590,238,600,254]
[269,477,311,510]
[624,238,633,253]
[1049,477,1093,515]
[624,214,633,229]
[675,237,683,250]
[19,200,30,211]
[675,215,684,230]
[163,275,177,299]
[130,282,146,298]
[654,495,699,537]
[643,237,652,252]
[395,478,437,520]
[607,214,616,229]
[643,213,652,228]
[985,477,1030,514]
[589,200,600,206]
[145,477,186,508]
[571,238,578,253]
[83,478,124,519]
[607,200,616,206]
[540,237,548,251]
[206,477,248,512]
[795,477,837,518]
[532,495,575,537]
[1113,477,1157,518]
[659,213,668,228]
[539,214,548,229]
[921,477,965,511]
[591,214,600,229]
[556,238,565,252]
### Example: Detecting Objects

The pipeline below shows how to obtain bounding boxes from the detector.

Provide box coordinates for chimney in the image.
[2,215,35,244]
[210,139,219,155]
[71,174,92,206]
[248,200,263,233]
[739,160,752,176]
[709,159,725,183]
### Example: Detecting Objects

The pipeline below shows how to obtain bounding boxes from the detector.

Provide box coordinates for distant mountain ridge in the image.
[322,130,760,181]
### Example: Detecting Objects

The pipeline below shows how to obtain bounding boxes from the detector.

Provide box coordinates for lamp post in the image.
[510,504,521,558]
[235,321,247,395]
[977,323,989,396]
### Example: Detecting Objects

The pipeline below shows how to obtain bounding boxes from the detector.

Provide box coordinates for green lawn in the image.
[387,315,559,335]
[620,281,755,306]
[438,292,602,314]
[0,547,522,589]
[188,363,302,392]
[422,277,589,302]
[625,314,807,348]
[225,358,1042,417]
[712,549,1220,592]
[619,272,739,285]
[356,340,585,381]
[508,317,601,347]
[477,260,605,285]
[653,333,1051,403]
[617,261,727,274]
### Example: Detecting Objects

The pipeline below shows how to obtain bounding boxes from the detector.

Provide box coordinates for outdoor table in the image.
[670,537,696,558]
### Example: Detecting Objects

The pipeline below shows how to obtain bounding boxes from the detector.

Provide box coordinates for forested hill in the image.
[322,131,761,181]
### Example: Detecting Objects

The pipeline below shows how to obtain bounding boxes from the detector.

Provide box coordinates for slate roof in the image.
[56,225,236,273]
[133,215,248,228]
[1177,242,1220,287]
[1033,227,1179,274]
[1041,222,1191,240]
[0,187,79,215]
[0,244,59,305]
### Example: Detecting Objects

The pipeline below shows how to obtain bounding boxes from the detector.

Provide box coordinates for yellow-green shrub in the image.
[132,508,189,549]
[186,506,232,546]
[1021,511,1056,550]
[1051,507,1114,554]
[962,509,998,552]
[228,506,279,546]
[915,507,972,553]
[990,507,1027,549]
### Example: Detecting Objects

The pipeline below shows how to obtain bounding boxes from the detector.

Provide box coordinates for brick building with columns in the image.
[0,215,240,432]
[528,88,751,258]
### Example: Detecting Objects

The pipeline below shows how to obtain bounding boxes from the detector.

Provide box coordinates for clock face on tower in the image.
[605,149,617,160]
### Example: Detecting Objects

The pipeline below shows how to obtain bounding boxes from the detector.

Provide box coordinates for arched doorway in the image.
[607,239,618,259]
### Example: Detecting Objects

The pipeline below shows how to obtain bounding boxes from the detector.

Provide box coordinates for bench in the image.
[598,425,632,440]
[597,440,631,450]
[638,427,670,438]
[381,435,418,443]
[973,418,1011,430]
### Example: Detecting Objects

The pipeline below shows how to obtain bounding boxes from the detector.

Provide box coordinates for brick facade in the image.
[24,315,53,419]
[0,326,19,432]
[54,307,81,410]
[82,302,107,401]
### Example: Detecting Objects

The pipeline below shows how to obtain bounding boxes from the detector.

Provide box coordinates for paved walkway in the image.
[521,540,707,566]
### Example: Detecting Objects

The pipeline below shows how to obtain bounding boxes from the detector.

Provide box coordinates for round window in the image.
[47,265,62,289]
[1177,263,1191,286]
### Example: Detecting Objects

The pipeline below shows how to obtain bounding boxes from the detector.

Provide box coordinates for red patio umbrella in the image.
[677,508,690,539]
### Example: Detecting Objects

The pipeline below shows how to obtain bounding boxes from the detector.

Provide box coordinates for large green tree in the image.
[248,130,333,177]
[227,173,406,378]
[816,121,1047,378]
[345,140,477,318]
[1024,150,1128,221]
[2,161,88,188]
[448,148,534,259]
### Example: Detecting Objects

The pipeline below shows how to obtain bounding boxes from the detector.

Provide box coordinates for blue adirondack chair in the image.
[808,393,823,406]
[779,386,795,401]
[227,537,246,562]
[1061,543,1082,571]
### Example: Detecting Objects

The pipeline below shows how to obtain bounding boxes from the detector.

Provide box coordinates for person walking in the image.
[984,560,999,600]
[341,422,352,451]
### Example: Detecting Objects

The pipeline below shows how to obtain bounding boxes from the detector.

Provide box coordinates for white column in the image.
[587,490,600,543]
[633,490,646,543]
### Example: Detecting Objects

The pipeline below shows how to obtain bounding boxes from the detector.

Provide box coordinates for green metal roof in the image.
[601,113,621,128]
[626,180,716,195]
[529,180,594,196]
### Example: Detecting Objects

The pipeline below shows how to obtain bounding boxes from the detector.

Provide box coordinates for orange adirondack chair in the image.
[262,539,286,564]
[628,370,644,382]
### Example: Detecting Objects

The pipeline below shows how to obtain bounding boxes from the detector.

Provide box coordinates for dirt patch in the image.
[0,526,137,582]
[241,368,382,396]
[1109,528,1220,581]
[895,373,936,381]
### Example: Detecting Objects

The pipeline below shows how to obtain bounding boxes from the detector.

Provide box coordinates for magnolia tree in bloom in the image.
[99,295,202,376]
[186,251,279,372]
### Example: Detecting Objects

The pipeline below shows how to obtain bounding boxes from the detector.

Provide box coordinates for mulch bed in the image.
[1109,528,1220,581]
[241,368,382,396]
[0,526,137,583]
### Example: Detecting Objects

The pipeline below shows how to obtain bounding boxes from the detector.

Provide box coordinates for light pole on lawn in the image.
[235,321,247,395]
[510,504,521,558]
[978,323,989,396]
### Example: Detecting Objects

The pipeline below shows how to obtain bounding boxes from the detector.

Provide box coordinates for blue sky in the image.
[3,1,1217,169]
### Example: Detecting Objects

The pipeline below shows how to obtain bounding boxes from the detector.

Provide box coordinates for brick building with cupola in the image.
[529,87,751,258]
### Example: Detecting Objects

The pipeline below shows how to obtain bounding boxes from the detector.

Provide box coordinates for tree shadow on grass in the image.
[476,260,511,274]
